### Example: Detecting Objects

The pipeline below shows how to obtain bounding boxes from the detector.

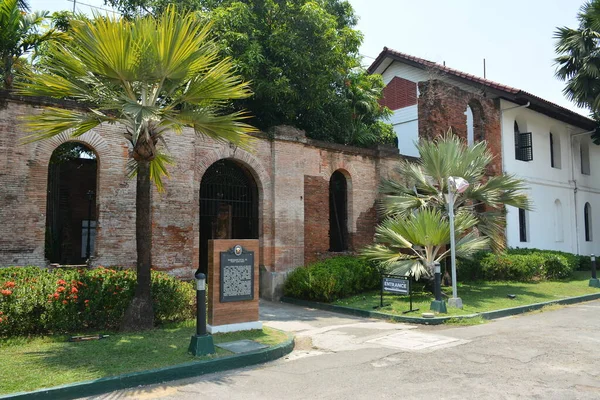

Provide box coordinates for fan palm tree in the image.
[362,208,489,279]
[555,0,600,115]
[16,6,256,330]
[0,0,61,89]
[379,132,531,253]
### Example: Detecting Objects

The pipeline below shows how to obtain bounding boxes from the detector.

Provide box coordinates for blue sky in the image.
[30,0,589,115]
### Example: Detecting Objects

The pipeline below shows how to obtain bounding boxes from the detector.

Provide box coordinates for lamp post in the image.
[590,254,600,288]
[429,261,447,313]
[447,176,469,309]
[188,271,215,356]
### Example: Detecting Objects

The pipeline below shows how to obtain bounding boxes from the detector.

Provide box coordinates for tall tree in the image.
[16,6,255,330]
[555,0,600,142]
[104,0,394,146]
[363,133,531,279]
[0,0,61,89]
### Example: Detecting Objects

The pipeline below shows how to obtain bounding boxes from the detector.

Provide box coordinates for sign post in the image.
[378,274,419,314]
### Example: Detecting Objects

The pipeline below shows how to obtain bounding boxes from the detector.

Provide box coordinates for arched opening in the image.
[199,159,259,274]
[467,100,485,144]
[585,202,592,242]
[45,142,97,264]
[465,105,474,146]
[329,170,348,252]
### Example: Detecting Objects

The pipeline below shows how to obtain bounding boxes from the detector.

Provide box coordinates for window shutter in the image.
[517,132,533,161]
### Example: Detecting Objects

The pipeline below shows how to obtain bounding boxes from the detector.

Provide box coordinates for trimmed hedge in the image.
[458,248,589,282]
[0,266,194,337]
[283,256,379,302]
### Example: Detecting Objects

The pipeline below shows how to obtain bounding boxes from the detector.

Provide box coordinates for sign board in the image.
[220,245,254,303]
[382,276,409,295]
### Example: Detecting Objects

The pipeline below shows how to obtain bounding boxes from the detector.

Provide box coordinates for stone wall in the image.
[0,95,401,299]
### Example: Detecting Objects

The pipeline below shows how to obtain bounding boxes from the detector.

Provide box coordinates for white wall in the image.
[390,105,419,157]
[501,99,600,255]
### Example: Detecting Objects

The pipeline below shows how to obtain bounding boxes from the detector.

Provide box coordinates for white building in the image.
[369,47,599,255]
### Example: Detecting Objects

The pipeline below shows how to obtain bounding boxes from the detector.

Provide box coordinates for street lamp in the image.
[447,176,469,309]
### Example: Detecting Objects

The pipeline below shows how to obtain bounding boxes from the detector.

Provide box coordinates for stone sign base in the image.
[208,239,261,333]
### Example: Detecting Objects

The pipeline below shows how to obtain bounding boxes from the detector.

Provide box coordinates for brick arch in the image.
[196,146,270,194]
[467,99,486,143]
[328,168,353,252]
[33,129,111,166]
[193,144,272,273]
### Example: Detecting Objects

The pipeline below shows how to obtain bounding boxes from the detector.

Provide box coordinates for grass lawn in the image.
[334,271,600,318]
[0,321,288,395]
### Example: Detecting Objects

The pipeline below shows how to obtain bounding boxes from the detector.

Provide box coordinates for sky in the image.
[30,0,589,116]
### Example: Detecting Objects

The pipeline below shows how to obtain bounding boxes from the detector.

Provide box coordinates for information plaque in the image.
[220,244,254,303]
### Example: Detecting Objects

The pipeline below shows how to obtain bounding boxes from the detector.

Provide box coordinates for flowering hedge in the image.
[0,266,194,337]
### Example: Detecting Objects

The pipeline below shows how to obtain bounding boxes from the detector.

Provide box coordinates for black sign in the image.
[382,277,409,295]
[220,245,254,303]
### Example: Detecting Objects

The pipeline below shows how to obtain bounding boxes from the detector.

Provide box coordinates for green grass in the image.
[334,271,599,318]
[0,321,288,395]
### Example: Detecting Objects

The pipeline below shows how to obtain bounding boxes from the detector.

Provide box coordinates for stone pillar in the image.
[207,239,261,333]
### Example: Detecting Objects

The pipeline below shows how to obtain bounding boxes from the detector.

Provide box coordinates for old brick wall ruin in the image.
[0,95,401,299]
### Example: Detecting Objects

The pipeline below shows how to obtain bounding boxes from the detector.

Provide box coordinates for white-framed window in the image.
[519,208,528,242]
[514,121,533,162]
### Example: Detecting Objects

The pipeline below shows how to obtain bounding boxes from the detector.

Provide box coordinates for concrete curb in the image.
[281,292,600,325]
[0,334,294,400]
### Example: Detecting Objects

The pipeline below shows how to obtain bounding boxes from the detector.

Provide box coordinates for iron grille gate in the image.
[199,159,258,273]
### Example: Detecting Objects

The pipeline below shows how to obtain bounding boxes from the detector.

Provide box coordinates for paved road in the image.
[89,300,600,400]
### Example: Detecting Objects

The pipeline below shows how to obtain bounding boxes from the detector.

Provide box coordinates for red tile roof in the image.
[368,47,595,130]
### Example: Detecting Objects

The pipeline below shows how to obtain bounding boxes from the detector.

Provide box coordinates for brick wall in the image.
[0,95,402,298]
[379,76,418,111]
[417,79,503,175]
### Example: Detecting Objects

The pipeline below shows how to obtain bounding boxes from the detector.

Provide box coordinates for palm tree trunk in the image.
[121,159,154,331]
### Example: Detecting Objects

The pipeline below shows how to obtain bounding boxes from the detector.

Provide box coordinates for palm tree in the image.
[379,132,531,253]
[0,0,60,89]
[555,0,600,115]
[16,6,255,331]
[362,208,489,279]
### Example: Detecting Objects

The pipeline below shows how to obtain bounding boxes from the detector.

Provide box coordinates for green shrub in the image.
[283,256,379,302]
[480,253,545,281]
[543,254,572,279]
[578,255,592,271]
[459,248,580,282]
[457,251,487,281]
[0,266,194,337]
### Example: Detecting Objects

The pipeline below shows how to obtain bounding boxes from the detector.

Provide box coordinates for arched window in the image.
[329,171,348,252]
[199,159,259,274]
[554,199,563,242]
[46,142,98,264]
[585,202,592,242]
[465,105,474,146]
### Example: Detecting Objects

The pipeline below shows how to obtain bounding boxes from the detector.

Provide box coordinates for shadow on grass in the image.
[3,320,280,395]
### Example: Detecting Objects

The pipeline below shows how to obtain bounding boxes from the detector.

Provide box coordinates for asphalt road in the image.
[88,300,600,400]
